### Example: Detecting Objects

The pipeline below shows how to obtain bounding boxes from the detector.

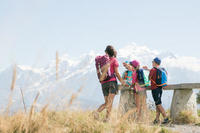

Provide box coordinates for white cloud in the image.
[163,56,200,72]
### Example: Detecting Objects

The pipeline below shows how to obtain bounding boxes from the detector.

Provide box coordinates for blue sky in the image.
[0,0,200,69]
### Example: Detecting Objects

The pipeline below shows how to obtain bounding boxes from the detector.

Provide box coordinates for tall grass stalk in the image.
[20,88,27,113]
[6,64,17,115]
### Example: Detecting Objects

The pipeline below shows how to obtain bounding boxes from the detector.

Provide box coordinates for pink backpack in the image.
[95,55,114,82]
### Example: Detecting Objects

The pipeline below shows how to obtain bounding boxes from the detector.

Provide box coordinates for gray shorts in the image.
[101,81,118,96]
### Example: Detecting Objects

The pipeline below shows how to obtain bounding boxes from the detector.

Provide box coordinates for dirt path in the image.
[165,124,200,133]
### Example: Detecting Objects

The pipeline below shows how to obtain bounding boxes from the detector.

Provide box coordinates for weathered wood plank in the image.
[119,83,200,90]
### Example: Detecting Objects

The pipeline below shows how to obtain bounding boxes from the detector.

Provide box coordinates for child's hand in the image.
[123,62,127,67]
[163,86,168,90]
[142,66,149,70]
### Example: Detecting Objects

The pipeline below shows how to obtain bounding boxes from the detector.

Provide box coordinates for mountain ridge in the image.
[0,43,200,111]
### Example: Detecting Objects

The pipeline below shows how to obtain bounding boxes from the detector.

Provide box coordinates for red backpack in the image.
[95,55,114,82]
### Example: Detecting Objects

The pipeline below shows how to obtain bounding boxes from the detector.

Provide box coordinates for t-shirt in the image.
[122,70,133,86]
[132,69,146,92]
[132,70,137,84]
[149,67,157,90]
[101,57,119,84]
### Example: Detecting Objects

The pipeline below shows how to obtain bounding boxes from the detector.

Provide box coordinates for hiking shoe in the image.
[153,119,160,125]
[161,117,170,124]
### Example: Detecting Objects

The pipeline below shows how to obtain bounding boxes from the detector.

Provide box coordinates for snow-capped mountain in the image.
[0,43,200,111]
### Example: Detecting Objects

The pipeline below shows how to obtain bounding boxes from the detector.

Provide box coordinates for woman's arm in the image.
[114,67,126,85]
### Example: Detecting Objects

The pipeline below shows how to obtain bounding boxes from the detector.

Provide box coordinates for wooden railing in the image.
[118,83,200,121]
[119,83,200,90]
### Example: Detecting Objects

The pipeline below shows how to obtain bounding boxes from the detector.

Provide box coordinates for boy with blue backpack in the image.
[143,57,170,124]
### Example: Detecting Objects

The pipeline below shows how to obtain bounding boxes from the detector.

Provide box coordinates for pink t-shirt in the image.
[132,70,137,84]
[132,69,146,92]
[101,57,119,84]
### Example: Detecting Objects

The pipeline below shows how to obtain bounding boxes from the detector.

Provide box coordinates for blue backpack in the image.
[137,69,150,87]
[155,68,168,87]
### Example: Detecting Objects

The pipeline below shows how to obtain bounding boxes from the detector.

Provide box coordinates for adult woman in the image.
[96,45,125,122]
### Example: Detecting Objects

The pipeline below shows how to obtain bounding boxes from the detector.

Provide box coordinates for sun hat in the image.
[130,60,140,68]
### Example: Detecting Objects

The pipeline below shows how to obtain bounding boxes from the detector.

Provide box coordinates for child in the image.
[143,57,170,124]
[122,61,133,87]
[118,61,135,116]
[129,60,147,121]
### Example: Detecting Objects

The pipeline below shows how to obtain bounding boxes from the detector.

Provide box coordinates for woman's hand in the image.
[121,80,126,86]
[114,67,126,86]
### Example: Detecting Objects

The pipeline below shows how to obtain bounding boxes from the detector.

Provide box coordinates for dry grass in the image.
[20,88,27,113]
[0,109,176,133]
[10,64,17,91]
[66,86,83,108]
[6,65,17,115]
[0,53,178,133]
[196,110,200,126]
[29,92,40,123]
[174,111,200,124]
[0,64,175,133]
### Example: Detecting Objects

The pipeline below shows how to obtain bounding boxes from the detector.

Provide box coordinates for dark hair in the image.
[105,45,115,57]
[114,50,117,57]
